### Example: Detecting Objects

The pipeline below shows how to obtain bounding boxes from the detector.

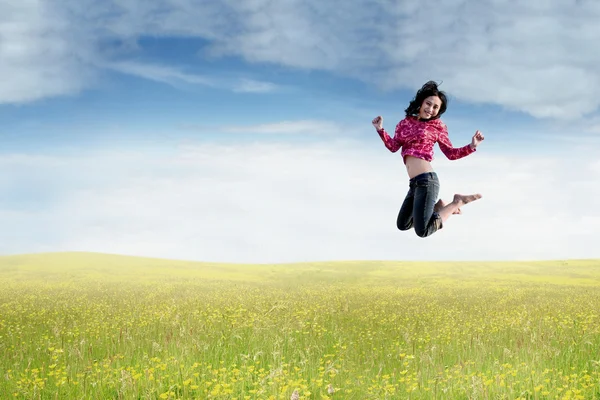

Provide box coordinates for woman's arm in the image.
[373,116,403,153]
[437,123,479,160]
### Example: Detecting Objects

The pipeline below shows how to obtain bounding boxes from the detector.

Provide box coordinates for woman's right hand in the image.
[372,116,383,130]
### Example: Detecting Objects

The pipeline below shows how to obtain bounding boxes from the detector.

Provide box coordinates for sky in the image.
[1,0,600,263]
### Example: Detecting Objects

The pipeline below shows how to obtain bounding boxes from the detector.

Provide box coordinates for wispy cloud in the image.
[1,133,598,262]
[105,61,281,93]
[582,118,600,135]
[3,0,600,120]
[233,78,279,93]
[106,61,215,86]
[178,120,348,136]
[223,120,340,134]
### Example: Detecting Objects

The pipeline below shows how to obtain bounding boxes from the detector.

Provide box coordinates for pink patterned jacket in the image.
[376,116,475,163]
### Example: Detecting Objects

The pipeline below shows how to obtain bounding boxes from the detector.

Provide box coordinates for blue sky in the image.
[1,0,599,262]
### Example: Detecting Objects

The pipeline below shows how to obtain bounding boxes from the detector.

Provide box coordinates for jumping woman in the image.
[372,81,485,238]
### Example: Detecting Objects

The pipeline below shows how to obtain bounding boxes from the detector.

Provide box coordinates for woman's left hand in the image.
[471,130,484,149]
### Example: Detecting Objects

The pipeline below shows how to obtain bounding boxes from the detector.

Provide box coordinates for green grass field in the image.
[1,252,600,399]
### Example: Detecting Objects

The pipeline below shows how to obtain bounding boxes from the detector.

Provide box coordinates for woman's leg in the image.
[437,193,482,223]
[396,186,415,231]
[435,199,462,214]
[412,173,443,238]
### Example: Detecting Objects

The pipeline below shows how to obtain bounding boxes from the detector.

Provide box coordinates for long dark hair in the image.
[404,81,448,120]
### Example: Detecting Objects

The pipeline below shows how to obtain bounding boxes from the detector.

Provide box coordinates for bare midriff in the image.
[404,155,434,179]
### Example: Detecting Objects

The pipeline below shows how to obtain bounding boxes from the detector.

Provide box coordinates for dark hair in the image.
[404,80,448,120]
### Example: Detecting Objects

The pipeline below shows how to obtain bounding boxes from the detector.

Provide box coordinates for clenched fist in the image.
[372,116,383,130]
[471,130,485,149]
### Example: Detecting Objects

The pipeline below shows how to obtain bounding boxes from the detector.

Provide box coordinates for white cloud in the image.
[233,78,279,93]
[4,0,600,120]
[105,61,215,86]
[104,61,282,93]
[0,0,94,104]
[1,130,598,262]
[576,116,600,135]
[178,120,352,136]
[221,120,340,134]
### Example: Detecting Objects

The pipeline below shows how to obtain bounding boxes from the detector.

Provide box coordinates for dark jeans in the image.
[397,172,443,238]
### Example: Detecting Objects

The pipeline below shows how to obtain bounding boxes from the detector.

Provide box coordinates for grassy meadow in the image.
[1,252,600,399]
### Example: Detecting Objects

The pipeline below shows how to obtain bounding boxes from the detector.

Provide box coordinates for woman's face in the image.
[419,96,442,119]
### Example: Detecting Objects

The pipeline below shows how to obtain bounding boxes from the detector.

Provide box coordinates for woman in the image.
[372,81,484,238]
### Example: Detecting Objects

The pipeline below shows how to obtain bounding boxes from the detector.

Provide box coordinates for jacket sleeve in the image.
[436,121,476,160]
[376,121,404,153]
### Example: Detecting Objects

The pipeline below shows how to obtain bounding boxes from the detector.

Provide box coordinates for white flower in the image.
[290,389,300,400]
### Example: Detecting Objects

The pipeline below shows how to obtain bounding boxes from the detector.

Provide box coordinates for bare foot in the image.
[435,199,461,215]
[437,194,480,222]
[453,193,482,207]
